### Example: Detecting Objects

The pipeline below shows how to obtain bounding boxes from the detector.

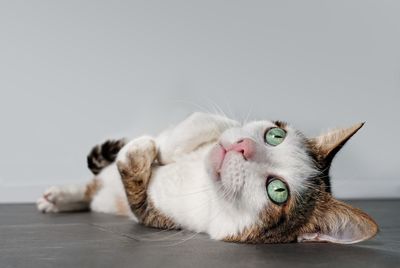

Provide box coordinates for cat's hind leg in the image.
[36,179,100,213]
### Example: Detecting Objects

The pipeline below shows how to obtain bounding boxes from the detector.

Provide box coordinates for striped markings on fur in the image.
[87,139,126,175]
[116,138,177,229]
[223,192,378,244]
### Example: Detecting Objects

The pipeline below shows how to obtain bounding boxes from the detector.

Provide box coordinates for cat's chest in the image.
[148,145,215,232]
[147,145,261,238]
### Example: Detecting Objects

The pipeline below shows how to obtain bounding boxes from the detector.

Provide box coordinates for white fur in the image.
[37,112,316,240]
[37,184,89,213]
[90,164,135,219]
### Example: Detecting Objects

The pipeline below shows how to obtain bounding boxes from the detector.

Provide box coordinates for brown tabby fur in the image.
[116,140,177,229]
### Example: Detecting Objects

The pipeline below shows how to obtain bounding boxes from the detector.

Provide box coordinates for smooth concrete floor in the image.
[0,200,399,268]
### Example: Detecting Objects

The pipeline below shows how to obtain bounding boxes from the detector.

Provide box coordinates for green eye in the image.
[265,127,286,146]
[267,179,289,204]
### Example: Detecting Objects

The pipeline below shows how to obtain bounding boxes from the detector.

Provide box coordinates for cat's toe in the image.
[36,197,59,213]
[36,186,64,213]
[43,186,63,204]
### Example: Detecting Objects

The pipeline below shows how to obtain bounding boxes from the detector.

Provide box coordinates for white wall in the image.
[0,0,399,202]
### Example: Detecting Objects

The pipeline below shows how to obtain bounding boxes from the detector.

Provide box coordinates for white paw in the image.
[36,196,60,213]
[116,136,156,165]
[44,186,65,204]
[36,186,64,213]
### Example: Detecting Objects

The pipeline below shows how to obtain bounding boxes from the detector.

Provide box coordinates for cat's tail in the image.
[87,138,127,175]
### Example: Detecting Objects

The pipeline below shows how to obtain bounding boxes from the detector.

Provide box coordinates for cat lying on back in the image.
[37,112,378,244]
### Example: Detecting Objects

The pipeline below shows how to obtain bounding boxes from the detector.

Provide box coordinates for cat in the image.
[37,112,378,244]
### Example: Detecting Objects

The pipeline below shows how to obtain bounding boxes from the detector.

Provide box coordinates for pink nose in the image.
[225,138,256,160]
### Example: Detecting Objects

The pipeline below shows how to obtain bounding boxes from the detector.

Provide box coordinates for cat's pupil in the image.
[275,188,285,192]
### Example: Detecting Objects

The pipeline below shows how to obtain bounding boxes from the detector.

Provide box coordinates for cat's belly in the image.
[148,145,216,233]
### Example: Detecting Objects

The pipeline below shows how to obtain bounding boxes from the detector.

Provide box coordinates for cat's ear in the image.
[310,122,365,166]
[298,196,378,244]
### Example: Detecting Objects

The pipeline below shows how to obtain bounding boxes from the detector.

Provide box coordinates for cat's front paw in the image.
[116,136,157,182]
[36,186,63,213]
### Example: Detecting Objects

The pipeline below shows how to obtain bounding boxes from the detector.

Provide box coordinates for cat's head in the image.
[205,120,378,244]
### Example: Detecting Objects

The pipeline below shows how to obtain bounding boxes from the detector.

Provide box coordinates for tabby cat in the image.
[37,112,378,244]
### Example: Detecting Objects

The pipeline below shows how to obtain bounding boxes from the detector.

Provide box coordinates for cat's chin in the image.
[209,155,246,200]
[206,144,247,200]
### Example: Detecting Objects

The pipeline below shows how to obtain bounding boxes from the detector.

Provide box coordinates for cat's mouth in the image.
[209,143,246,181]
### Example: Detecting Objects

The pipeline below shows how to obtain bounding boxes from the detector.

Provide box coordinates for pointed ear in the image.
[310,122,365,165]
[298,196,378,244]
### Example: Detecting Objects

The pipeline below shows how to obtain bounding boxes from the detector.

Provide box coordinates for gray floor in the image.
[1,200,399,268]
